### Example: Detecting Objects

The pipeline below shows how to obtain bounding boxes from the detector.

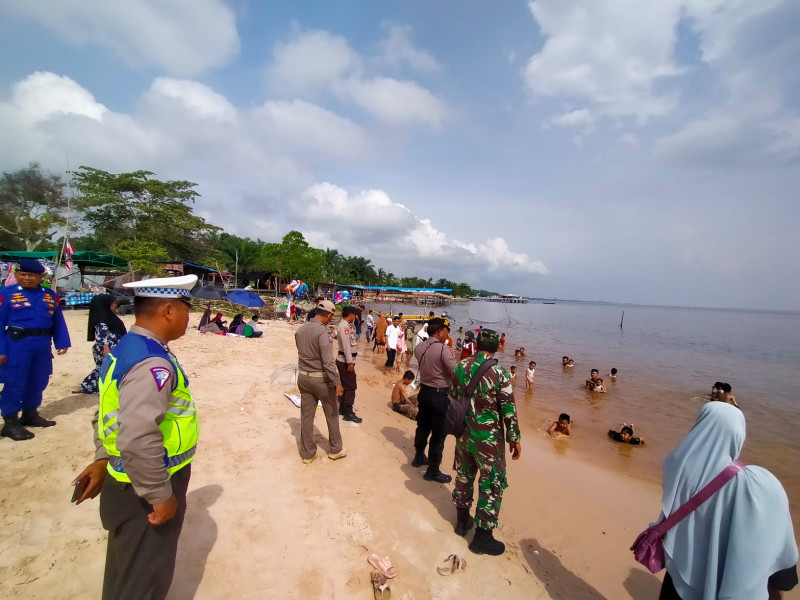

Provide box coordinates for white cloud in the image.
[267,28,449,128]
[524,0,683,121]
[0,0,239,76]
[296,183,546,275]
[619,132,640,148]
[267,30,362,94]
[377,24,441,73]
[551,108,595,128]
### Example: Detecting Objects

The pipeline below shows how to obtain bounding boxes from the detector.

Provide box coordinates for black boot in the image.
[454,508,474,536]
[468,527,505,556]
[20,409,56,428]
[411,453,429,467]
[1,414,35,441]
[343,410,363,423]
[423,469,452,484]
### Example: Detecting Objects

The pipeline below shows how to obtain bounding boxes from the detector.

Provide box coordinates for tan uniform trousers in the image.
[298,373,343,460]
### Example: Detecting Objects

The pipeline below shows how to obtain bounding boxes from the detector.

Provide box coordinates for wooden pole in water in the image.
[620,311,624,329]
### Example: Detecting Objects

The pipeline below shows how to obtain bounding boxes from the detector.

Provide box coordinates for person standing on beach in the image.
[451,329,521,556]
[295,300,346,464]
[384,315,401,373]
[0,259,71,441]
[73,274,199,599]
[412,317,456,483]
[336,306,362,423]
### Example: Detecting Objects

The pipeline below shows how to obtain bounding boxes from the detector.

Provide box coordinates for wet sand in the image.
[0,311,796,599]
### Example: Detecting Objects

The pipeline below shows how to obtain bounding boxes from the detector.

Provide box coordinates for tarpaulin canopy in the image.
[0,250,130,271]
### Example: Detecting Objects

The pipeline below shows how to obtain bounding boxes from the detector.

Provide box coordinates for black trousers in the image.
[100,465,191,600]
[385,348,397,367]
[336,360,357,411]
[413,385,449,472]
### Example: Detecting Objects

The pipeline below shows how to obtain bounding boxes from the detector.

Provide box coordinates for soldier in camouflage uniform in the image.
[450,328,522,556]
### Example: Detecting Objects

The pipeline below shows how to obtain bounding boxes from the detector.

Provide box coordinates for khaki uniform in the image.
[295,320,342,459]
[335,319,358,413]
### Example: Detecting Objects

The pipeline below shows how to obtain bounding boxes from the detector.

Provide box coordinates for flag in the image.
[64,237,75,271]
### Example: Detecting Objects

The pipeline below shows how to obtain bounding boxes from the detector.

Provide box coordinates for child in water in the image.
[594,378,606,393]
[509,365,518,384]
[525,361,536,390]
[519,347,526,357]
[455,337,463,353]
[566,359,574,368]
[548,413,572,437]
[608,368,618,381]
[608,424,645,445]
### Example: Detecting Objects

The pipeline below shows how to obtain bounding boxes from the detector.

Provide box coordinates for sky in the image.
[0,1,798,310]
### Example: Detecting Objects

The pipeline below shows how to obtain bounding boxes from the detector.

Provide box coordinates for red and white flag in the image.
[64,237,75,271]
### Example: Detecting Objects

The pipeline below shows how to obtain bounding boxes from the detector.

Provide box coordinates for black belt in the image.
[5,326,52,340]
[338,352,357,357]
[421,383,448,393]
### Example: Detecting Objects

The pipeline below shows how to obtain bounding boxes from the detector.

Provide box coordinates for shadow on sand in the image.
[381,425,454,524]
[43,393,98,418]
[521,537,609,600]
[286,416,336,455]
[168,484,223,599]
[622,567,663,599]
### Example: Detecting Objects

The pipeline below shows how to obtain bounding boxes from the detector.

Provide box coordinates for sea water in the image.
[368,300,800,521]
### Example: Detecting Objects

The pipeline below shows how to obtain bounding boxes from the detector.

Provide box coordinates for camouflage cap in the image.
[477,328,500,345]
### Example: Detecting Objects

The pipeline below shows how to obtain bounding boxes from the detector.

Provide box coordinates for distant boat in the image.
[543,301,556,305]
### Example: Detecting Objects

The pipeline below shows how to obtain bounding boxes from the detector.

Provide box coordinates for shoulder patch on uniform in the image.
[344,327,350,335]
[150,366,171,391]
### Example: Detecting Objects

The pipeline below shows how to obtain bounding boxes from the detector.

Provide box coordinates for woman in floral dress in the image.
[75,294,130,394]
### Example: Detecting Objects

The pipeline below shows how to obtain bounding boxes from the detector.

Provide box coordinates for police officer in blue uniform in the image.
[0,259,71,441]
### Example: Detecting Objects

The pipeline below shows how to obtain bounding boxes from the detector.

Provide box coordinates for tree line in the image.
[0,163,497,296]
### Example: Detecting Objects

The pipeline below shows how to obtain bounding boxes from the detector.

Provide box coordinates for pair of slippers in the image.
[369,554,396,599]
[436,554,466,576]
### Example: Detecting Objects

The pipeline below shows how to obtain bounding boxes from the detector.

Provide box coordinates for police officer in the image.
[450,329,521,556]
[0,258,70,441]
[295,299,346,464]
[72,274,199,599]
[336,306,362,422]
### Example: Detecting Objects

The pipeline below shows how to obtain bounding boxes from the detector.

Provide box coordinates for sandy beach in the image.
[1,310,795,600]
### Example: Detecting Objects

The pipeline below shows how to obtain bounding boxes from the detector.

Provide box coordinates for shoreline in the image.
[0,312,796,599]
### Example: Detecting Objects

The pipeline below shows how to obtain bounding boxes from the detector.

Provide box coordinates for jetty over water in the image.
[470,294,528,304]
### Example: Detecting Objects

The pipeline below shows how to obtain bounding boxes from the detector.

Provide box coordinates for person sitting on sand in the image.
[229,313,244,334]
[203,311,227,333]
[585,368,600,390]
[608,368,618,381]
[548,413,572,437]
[198,308,212,329]
[593,378,606,393]
[509,365,518,383]
[246,314,264,338]
[391,370,419,420]
[608,424,645,445]
[525,361,536,390]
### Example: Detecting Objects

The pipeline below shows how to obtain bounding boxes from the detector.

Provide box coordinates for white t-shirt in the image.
[526,367,535,382]
[385,324,400,349]
[367,314,374,327]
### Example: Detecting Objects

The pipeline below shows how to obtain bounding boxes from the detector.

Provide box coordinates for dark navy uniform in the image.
[0,282,71,419]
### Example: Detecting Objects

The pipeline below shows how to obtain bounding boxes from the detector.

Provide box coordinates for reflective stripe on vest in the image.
[98,332,199,483]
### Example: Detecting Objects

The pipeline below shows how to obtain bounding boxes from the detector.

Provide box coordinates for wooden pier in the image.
[470,295,528,304]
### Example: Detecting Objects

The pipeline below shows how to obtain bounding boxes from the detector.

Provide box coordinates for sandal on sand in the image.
[368,554,397,579]
[371,572,391,599]
[437,554,467,576]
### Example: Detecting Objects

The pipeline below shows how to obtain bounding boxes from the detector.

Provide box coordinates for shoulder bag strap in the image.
[465,358,498,397]
[654,460,745,535]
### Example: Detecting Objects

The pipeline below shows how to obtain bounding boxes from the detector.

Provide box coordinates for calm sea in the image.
[368,300,800,521]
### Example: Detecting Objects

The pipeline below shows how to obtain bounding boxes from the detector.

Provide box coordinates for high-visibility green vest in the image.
[98,332,198,482]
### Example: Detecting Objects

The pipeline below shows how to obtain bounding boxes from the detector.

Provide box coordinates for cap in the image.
[124,274,198,302]
[477,328,500,345]
[316,299,336,313]
[17,259,45,274]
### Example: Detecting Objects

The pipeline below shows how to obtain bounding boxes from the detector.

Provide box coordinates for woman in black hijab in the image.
[229,313,244,333]
[74,294,130,394]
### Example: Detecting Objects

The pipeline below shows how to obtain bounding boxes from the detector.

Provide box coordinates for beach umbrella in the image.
[226,290,265,308]
[190,285,227,301]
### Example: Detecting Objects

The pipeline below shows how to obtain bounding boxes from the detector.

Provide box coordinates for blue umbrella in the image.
[226,290,265,308]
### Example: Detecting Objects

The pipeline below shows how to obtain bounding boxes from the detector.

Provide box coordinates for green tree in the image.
[0,163,68,250]
[72,167,220,266]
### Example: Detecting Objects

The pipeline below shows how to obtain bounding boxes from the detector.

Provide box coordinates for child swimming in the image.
[593,378,606,393]
[608,423,645,445]
[525,361,536,390]
[548,413,572,437]
[608,367,618,381]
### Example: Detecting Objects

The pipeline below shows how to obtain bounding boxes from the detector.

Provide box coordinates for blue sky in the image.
[1,1,798,310]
